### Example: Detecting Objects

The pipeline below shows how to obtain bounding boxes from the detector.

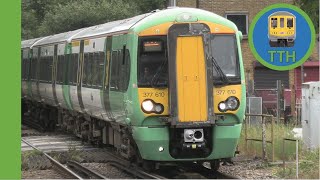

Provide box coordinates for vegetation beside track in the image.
[238,123,319,179]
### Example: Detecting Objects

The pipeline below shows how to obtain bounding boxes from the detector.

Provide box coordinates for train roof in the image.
[131,7,238,33]
[21,37,43,49]
[269,11,295,17]
[72,13,151,40]
[33,28,87,47]
[21,7,238,48]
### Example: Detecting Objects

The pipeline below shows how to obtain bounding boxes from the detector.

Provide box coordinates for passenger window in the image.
[280,18,284,28]
[98,52,105,88]
[122,49,130,91]
[92,52,99,88]
[48,56,53,83]
[109,48,130,92]
[287,18,293,28]
[82,53,89,86]
[73,54,78,84]
[57,55,64,84]
[60,55,65,83]
[271,18,277,28]
[110,51,119,90]
[68,54,73,84]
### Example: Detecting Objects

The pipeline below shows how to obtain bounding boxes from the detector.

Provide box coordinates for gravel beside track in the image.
[22,169,73,179]
[218,158,277,179]
[81,163,134,179]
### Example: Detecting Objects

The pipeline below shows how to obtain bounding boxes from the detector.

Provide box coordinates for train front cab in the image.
[268,12,296,47]
[132,17,246,164]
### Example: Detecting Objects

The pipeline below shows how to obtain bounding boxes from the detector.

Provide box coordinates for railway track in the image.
[22,125,239,179]
[22,138,83,179]
[93,149,166,179]
[154,162,240,179]
[22,136,165,179]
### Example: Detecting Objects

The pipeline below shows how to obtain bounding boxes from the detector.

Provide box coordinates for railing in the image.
[244,114,275,162]
[282,138,300,179]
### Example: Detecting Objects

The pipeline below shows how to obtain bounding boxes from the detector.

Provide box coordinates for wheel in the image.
[210,160,220,172]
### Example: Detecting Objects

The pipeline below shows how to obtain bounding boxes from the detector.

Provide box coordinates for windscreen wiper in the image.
[210,56,229,84]
[151,58,168,88]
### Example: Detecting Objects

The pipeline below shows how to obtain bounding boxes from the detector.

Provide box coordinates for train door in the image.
[77,40,85,111]
[102,36,114,120]
[168,23,214,125]
[176,36,207,122]
[108,35,127,122]
[52,44,59,106]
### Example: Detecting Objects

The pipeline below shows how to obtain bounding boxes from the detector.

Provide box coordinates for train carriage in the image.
[268,11,296,47]
[22,7,246,170]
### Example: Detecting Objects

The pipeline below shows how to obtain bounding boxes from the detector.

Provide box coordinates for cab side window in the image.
[110,47,130,92]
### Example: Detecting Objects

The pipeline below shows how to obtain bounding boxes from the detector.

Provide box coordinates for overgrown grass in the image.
[275,148,319,179]
[238,123,298,161]
[238,122,319,179]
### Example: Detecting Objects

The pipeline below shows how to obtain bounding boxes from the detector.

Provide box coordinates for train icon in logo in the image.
[268,11,296,47]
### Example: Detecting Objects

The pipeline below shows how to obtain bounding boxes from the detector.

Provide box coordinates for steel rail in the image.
[180,162,240,179]
[22,138,83,180]
[100,150,166,179]
[67,160,108,179]
[109,162,165,179]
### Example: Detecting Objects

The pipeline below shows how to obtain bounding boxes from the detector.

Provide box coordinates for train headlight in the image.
[218,97,240,112]
[142,100,154,112]
[218,102,227,112]
[141,100,164,114]
[154,104,164,113]
[226,96,240,110]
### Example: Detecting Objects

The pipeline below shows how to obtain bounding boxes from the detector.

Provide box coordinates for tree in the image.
[37,0,140,36]
[294,0,319,33]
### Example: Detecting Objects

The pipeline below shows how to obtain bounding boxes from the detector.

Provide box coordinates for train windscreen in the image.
[138,36,168,87]
[210,34,240,84]
[137,34,240,87]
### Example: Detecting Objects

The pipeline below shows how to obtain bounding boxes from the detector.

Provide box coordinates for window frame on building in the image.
[225,11,249,38]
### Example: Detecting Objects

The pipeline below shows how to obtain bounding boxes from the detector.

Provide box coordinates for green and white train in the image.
[22,7,246,170]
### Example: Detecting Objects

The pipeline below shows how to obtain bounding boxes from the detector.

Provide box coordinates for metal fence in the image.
[244,114,275,162]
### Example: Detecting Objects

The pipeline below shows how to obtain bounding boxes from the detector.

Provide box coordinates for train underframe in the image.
[22,98,241,171]
[269,38,295,47]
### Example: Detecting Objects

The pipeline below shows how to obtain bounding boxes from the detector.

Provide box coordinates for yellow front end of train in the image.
[268,11,296,47]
